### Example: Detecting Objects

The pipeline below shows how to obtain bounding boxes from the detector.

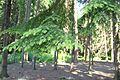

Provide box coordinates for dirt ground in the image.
[2,61,114,80]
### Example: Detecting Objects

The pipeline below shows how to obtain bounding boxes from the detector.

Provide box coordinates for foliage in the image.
[37,53,54,63]
[2,11,83,55]
[0,0,120,65]
[0,53,22,64]
[83,0,120,26]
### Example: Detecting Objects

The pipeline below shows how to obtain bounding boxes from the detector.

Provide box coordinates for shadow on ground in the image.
[2,61,114,80]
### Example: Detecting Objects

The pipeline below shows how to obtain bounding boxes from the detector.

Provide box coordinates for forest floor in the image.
[3,61,114,80]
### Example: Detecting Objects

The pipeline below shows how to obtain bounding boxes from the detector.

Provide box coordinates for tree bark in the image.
[32,56,36,70]
[88,35,92,71]
[54,50,58,70]
[1,0,11,78]
[104,28,108,61]
[64,0,70,33]
[21,0,32,66]
[21,47,24,68]
[74,0,78,62]
[24,0,32,22]
[70,47,75,71]
[111,11,118,80]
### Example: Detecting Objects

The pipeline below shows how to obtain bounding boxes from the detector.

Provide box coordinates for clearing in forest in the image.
[2,61,114,80]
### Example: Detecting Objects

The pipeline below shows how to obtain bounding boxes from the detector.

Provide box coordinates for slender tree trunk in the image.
[111,20,114,62]
[12,0,19,64]
[84,16,90,61]
[64,0,70,33]
[70,47,75,71]
[21,47,24,68]
[24,0,32,22]
[104,28,108,61]
[32,56,36,70]
[21,0,32,67]
[88,35,92,71]
[84,37,89,61]
[54,50,58,70]
[1,0,11,78]
[74,0,78,62]
[70,0,78,71]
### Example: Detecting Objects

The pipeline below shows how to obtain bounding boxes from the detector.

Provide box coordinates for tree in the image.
[74,0,78,61]
[21,0,32,68]
[0,0,11,77]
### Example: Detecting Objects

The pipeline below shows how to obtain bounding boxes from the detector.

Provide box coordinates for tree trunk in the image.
[111,11,118,80]
[21,47,24,68]
[70,47,75,71]
[21,0,32,66]
[32,56,36,70]
[74,0,78,62]
[24,0,32,22]
[54,50,58,70]
[88,35,92,71]
[64,0,70,33]
[104,28,108,61]
[84,38,87,61]
[1,0,11,78]
[84,16,90,61]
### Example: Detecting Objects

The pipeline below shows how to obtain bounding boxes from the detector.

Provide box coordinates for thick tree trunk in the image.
[111,11,118,80]
[0,0,11,78]
[1,50,9,77]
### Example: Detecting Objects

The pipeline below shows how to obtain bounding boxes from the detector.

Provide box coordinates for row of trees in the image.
[0,0,120,79]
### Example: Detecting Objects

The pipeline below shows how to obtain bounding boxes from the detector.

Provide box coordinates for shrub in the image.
[37,53,54,63]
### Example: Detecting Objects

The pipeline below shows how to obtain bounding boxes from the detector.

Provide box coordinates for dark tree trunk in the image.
[1,0,11,78]
[21,47,24,68]
[84,43,87,61]
[54,50,58,70]
[111,11,118,80]
[32,56,36,70]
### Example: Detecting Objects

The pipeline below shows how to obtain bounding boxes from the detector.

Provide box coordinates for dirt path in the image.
[3,61,114,80]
